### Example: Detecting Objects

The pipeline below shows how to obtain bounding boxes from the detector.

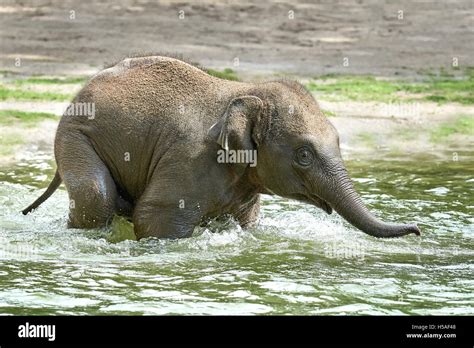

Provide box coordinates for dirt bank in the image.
[1,0,473,77]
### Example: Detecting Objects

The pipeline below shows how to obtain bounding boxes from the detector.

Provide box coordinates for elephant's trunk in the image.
[320,166,420,238]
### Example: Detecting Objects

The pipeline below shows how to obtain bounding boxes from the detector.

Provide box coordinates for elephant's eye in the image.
[295,147,314,166]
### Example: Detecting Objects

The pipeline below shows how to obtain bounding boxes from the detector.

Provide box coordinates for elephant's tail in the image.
[22,170,62,215]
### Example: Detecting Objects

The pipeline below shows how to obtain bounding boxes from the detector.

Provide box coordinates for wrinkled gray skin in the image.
[23,56,421,239]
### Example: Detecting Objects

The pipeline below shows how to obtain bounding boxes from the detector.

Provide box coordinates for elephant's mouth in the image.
[307,193,333,215]
[290,192,333,215]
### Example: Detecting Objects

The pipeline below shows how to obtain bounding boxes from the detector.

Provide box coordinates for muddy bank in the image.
[1,0,473,77]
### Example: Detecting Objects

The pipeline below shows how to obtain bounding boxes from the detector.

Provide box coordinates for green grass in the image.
[13,76,88,85]
[430,116,474,142]
[0,85,72,101]
[207,68,240,81]
[0,110,57,126]
[0,70,21,76]
[0,75,85,101]
[322,109,336,117]
[356,132,377,146]
[306,68,474,104]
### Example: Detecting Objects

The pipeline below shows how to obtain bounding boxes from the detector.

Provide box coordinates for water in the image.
[0,149,472,315]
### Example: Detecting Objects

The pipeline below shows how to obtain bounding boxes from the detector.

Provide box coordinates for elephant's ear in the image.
[208,96,264,152]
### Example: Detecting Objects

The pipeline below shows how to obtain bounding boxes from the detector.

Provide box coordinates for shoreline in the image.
[1,97,472,167]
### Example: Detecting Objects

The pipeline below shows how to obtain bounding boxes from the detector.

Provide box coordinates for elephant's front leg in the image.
[132,199,202,240]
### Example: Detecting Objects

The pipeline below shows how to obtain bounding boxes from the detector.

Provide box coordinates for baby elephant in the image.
[23,55,420,239]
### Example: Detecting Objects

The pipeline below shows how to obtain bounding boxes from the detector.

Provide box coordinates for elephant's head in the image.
[209,80,420,238]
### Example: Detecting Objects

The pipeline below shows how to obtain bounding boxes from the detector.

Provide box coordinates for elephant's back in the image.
[56,56,244,201]
[89,56,215,117]
[75,56,247,128]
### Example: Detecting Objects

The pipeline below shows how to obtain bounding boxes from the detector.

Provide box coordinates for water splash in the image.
[0,152,473,315]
